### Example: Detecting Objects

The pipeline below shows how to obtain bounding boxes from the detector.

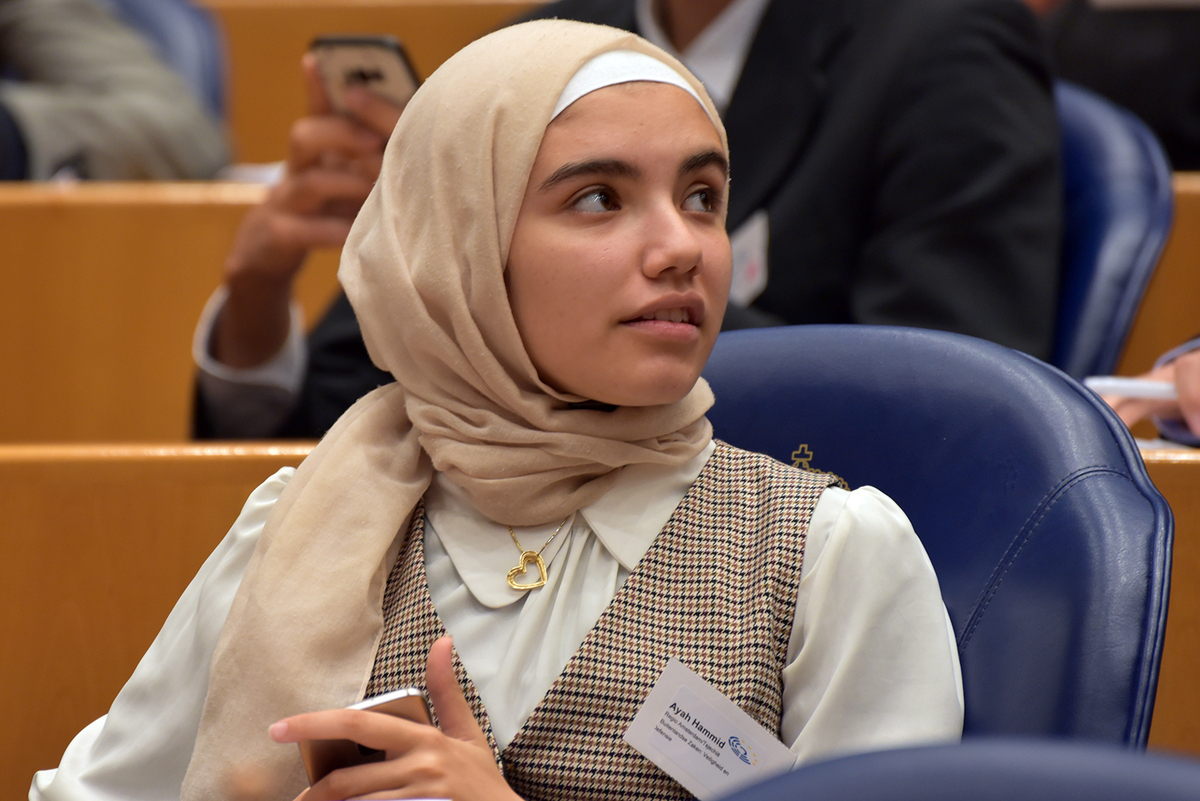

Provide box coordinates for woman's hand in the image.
[212,52,403,369]
[1100,361,1180,429]
[272,636,521,801]
[1102,349,1200,438]
[1169,348,1200,436]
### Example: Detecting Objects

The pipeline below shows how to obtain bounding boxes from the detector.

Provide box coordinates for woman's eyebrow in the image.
[539,159,640,191]
[680,150,729,179]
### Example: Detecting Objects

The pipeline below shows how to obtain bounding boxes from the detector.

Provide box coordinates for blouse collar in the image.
[425,440,716,608]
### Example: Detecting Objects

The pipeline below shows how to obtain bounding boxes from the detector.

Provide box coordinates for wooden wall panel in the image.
[0,444,310,800]
[0,183,341,442]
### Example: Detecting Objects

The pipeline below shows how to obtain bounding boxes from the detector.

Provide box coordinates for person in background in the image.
[0,0,228,180]
[193,0,1063,440]
[1021,0,1200,443]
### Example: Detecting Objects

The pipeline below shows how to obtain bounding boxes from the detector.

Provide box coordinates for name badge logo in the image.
[728,735,754,765]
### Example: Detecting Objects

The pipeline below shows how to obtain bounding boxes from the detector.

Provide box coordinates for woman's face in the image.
[506,81,731,407]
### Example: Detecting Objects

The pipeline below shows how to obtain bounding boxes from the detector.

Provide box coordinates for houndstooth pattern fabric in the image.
[365,499,503,761]
[366,441,835,799]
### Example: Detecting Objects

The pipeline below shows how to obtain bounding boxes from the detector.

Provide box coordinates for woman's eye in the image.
[571,189,618,213]
[683,188,717,213]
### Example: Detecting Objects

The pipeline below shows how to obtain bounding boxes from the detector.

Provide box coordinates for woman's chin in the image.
[583,373,705,408]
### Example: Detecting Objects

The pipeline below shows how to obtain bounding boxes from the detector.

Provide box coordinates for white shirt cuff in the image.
[192,286,308,437]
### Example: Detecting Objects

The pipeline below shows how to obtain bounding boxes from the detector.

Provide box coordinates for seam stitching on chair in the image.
[957,465,1133,650]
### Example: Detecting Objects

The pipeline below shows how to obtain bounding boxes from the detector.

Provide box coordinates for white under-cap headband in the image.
[551,49,710,120]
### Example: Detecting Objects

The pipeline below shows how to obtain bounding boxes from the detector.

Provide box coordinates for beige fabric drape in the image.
[182,19,727,800]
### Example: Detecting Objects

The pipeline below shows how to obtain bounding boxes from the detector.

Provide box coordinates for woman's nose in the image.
[642,203,704,278]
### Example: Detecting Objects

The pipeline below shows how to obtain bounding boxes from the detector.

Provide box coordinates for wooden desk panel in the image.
[198,0,539,162]
[1117,173,1200,376]
[0,183,341,443]
[0,443,311,800]
[1144,447,1200,757]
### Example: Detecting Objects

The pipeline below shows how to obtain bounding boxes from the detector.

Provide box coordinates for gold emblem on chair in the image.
[791,444,815,469]
[792,444,850,489]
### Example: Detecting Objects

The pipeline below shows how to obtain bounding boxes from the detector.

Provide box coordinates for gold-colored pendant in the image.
[506,550,548,591]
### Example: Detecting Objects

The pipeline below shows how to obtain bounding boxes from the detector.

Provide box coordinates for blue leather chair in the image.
[702,325,1172,745]
[1054,80,1173,379]
[104,0,226,117]
[719,739,1200,801]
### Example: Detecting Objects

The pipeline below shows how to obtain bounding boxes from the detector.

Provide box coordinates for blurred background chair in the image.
[702,325,1172,745]
[719,739,1200,801]
[1054,80,1173,379]
[104,0,226,117]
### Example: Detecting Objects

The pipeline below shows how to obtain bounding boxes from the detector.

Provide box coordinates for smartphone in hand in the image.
[309,34,420,114]
[298,686,433,784]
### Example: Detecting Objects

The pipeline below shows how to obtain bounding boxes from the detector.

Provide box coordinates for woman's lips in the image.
[622,304,704,342]
[636,307,694,324]
[623,294,706,328]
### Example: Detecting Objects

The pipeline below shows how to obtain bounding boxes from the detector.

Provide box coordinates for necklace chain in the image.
[507,514,571,557]
[505,514,572,591]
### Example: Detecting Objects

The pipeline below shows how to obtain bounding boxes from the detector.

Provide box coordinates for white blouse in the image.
[31,445,962,800]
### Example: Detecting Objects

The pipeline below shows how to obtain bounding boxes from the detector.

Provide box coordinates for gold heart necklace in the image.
[506,514,572,591]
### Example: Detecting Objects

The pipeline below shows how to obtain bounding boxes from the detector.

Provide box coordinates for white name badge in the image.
[728,209,769,308]
[623,658,795,800]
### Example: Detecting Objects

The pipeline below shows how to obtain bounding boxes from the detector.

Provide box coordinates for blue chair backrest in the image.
[104,0,226,118]
[720,739,1200,801]
[1055,80,1173,378]
[702,325,1172,745]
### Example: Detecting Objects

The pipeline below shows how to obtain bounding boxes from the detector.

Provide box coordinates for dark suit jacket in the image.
[196,0,1062,439]
[1045,0,1200,171]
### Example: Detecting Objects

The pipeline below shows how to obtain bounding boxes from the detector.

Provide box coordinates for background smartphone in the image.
[298,687,433,784]
[309,34,420,114]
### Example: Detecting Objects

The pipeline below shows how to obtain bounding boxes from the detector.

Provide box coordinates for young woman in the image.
[33,20,961,801]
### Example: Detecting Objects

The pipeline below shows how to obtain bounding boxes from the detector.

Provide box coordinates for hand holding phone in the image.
[272,637,512,799]
[297,687,432,785]
[309,34,420,116]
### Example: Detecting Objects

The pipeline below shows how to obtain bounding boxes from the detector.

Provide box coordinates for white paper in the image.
[1083,376,1178,400]
[623,657,795,801]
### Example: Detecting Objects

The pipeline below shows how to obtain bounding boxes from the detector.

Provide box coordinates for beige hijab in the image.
[182,19,727,799]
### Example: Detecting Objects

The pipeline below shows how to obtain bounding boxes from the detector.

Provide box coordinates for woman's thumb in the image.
[425,636,488,745]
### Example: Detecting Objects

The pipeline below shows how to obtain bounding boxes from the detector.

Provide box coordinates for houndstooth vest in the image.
[365,441,836,800]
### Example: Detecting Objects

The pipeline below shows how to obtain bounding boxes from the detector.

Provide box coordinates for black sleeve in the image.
[275,292,394,438]
[854,0,1062,360]
[0,101,29,179]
